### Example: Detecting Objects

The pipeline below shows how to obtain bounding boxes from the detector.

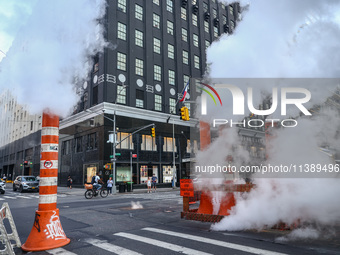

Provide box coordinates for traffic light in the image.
[151,127,156,137]
[180,107,190,121]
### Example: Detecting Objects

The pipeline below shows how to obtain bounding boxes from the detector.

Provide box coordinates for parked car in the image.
[0,180,5,194]
[13,176,39,193]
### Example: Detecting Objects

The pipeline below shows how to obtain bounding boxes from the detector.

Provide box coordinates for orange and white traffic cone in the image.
[21,111,70,252]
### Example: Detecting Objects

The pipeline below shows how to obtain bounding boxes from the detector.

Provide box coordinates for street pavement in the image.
[0,184,339,255]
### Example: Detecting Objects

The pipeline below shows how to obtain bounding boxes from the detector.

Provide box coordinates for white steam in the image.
[0,0,107,117]
[198,0,340,237]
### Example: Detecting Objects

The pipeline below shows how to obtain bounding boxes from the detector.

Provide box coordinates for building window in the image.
[230,20,235,30]
[167,0,173,13]
[136,90,144,108]
[192,14,198,26]
[222,15,227,24]
[167,21,174,35]
[86,133,97,151]
[153,38,161,54]
[181,7,187,20]
[193,34,199,47]
[135,58,144,76]
[117,52,126,71]
[194,55,200,69]
[163,137,177,152]
[214,26,219,37]
[203,2,208,12]
[183,75,190,87]
[155,94,162,111]
[169,98,176,113]
[204,21,209,33]
[154,65,162,81]
[117,132,134,150]
[118,0,126,13]
[229,5,234,16]
[153,0,159,5]
[141,135,157,151]
[183,50,189,65]
[135,30,143,47]
[117,22,126,41]
[213,9,217,18]
[74,137,83,153]
[135,4,143,21]
[181,28,188,42]
[62,140,71,155]
[169,70,175,85]
[117,85,126,104]
[153,13,160,29]
[168,44,174,59]
[205,40,210,49]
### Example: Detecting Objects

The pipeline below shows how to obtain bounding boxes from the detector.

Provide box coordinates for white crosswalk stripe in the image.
[142,227,288,255]
[47,247,77,255]
[114,232,213,255]
[15,195,33,199]
[2,196,16,199]
[84,238,142,255]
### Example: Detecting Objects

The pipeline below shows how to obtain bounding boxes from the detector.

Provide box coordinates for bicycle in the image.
[84,184,108,199]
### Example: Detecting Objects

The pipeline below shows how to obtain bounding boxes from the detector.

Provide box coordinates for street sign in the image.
[180,179,194,197]
[110,153,121,158]
[111,158,116,162]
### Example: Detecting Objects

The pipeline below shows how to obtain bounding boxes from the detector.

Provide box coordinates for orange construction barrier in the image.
[22,111,70,252]
[199,121,211,151]
[218,193,236,216]
[196,192,213,214]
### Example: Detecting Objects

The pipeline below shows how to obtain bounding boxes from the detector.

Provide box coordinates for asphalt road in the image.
[0,185,338,255]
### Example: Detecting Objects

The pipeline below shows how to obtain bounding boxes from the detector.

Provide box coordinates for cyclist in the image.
[93,172,103,191]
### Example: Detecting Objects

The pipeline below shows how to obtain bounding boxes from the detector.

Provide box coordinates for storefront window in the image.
[116,166,131,182]
[85,165,97,183]
[140,165,158,184]
[140,165,148,184]
[162,165,173,183]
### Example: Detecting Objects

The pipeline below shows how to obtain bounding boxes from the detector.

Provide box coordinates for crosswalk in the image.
[44,227,288,255]
[0,191,67,201]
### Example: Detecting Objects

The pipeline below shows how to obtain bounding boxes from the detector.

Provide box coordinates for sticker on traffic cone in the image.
[22,111,70,252]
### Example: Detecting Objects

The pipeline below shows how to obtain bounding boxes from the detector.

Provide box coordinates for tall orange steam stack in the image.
[21,111,70,251]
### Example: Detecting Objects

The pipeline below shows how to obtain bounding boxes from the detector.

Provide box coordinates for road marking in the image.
[114,232,212,255]
[3,196,16,200]
[142,228,288,255]
[84,238,142,255]
[47,247,77,255]
[16,195,32,199]
[0,198,4,201]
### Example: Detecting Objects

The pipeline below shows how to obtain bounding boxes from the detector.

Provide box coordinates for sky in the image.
[0,1,36,61]
[0,0,107,117]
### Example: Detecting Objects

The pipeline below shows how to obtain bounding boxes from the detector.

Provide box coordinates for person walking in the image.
[146,177,152,193]
[107,177,113,194]
[67,175,72,189]
[151,174,157,193]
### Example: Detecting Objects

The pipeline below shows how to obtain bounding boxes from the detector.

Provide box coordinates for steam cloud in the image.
[0,0,107,117]
[197,0,340,238]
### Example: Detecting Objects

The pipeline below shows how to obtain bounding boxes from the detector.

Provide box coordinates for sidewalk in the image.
[57,186,179,196]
